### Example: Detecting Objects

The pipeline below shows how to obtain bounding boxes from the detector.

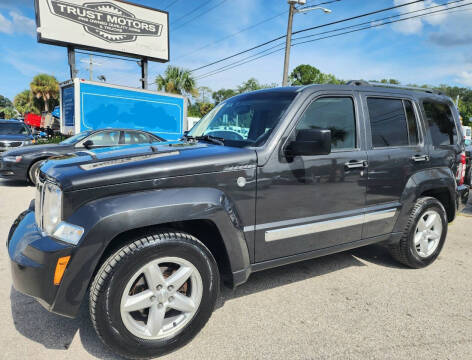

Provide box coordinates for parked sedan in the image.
[0,119,35,152]
[0,128,164,184]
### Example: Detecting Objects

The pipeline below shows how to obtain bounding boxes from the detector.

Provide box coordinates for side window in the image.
[124,132,152,144]
[368,98,409,147]
[404,100,419,145]
[423,101,457,146]
[86,131,120,146]
[296,97,356,150]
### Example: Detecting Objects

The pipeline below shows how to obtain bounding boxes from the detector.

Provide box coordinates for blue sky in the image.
[1,0,472,102]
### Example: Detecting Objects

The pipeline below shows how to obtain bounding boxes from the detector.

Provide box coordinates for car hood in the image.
[1,143,69,156]
[41,142,258,191]
[0,134,32,141]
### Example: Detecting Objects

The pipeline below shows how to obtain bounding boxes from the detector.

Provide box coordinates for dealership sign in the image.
[35,0,169,62]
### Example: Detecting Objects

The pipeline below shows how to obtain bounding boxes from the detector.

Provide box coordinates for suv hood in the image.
[41,142,257,191]
[2,143,68,156]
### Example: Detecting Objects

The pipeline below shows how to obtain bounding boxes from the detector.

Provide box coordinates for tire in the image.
[89,230,220,359]
[28,159,46,185]
[388,196,448,268]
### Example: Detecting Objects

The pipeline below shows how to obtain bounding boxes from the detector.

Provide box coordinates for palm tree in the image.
[30,74,59,113]
[155,66,198,98]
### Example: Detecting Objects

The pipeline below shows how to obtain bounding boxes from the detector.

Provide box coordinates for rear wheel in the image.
[28,159,46,185]
[389,197,448,268]
[89,231,219,359]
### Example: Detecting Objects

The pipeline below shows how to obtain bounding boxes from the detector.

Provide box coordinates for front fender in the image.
[51,187,251,317]
[392,167,457,234]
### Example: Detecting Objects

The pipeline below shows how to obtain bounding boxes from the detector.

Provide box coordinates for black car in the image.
[0,119,35,152]
[0,128,164,184]
[7,83,469,359]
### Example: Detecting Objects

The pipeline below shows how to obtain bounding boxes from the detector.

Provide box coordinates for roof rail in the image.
[346,80,443,95]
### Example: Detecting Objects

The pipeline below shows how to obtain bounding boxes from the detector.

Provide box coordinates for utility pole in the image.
[282,1,296,86]
[80,55,101,81]
[282,0,332,86]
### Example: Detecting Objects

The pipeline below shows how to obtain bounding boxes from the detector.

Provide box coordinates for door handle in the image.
[411,155,429,162]
[345,160,368,169]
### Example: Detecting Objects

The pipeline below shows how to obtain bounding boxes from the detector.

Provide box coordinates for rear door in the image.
[361,93,429,238]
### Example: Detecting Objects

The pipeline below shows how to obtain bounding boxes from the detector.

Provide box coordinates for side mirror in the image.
[287,128,331,156]
[83,140,94,149]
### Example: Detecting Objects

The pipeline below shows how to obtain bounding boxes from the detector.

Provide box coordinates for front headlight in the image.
[42,182,62,234]
[23,140,33,146]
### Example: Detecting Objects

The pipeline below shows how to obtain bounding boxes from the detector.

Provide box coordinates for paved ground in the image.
[1,179,471,360]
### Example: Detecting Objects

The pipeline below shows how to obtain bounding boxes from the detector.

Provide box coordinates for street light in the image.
[282,0,332,86]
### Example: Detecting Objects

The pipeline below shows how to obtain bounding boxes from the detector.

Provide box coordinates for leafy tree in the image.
[30,74,59,113]
[199,102,215,116]
[0,95,12,108]
[156,66,199,98]
[212,88,237,104]
[380,78,400,85]
[288,64,342,85]
[14,90,40,116]
[198,86,212,103]
[2,107,17,119]
[237,78,274,93]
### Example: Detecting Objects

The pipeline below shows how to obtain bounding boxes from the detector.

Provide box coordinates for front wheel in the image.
[28,159,46,185]
[388,197,448,268]
[89,231,220,359]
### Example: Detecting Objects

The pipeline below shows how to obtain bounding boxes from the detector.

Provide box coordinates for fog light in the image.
[53,222,84,245]
[54,256,71,285]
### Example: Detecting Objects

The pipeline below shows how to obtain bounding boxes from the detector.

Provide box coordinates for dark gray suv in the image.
[7,82,469,358]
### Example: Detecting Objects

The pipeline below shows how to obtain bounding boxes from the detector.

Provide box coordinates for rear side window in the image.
[423,101,457,146]
[296,97,356,150]
[367,98,419,147]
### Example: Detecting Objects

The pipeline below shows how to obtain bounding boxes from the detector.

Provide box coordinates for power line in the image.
[171,0,217,25]
[196,2,471,80]
[174,0,343,61]
[173,0,229,31]
[165,0,180,11]
[190,0,426,72]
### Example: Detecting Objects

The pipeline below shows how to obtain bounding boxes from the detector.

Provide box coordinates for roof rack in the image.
[346,80,443,95]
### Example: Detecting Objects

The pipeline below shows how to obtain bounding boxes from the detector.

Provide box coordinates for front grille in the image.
[0,141,22,148]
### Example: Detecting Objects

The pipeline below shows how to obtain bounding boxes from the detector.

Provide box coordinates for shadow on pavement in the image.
[10,244,400,359]
[0,179,31,187]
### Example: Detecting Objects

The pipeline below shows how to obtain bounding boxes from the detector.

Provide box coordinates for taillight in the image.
[456,151,466,185]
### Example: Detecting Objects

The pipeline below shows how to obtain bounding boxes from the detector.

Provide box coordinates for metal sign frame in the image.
[34,0,170,63]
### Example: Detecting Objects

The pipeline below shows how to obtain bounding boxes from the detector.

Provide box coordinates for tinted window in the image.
[423,101,457,146]
[296,97,356,150]
[368,98,409,147]
[0,122,30,135]
[124,131,151,144]
[404,100,419,145]
[86,131,120,146]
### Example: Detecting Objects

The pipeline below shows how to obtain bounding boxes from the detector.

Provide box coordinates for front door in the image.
[255,93,368,262]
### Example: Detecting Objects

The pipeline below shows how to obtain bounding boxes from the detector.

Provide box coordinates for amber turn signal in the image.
[54,256,71,285]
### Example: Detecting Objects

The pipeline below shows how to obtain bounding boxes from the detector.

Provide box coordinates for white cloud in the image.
[0,10,35,37]
[391,0,451,34]
[456,71,472,87]
[0,12,13,34]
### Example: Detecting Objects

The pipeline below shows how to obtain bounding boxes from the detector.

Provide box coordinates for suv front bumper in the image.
[7,210,75,317]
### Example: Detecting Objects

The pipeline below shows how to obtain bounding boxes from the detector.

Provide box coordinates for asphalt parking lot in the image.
[1,179,471,360]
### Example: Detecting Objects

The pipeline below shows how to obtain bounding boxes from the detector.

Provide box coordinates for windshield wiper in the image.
[182,134,225,146]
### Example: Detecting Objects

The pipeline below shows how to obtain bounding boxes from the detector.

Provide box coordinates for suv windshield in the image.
[0,122,30,135]
[188,91,297,147]
[60,131,92,145]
